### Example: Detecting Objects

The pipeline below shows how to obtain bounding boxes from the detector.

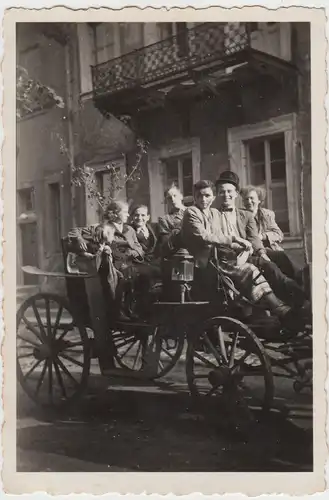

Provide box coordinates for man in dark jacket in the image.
[215,171,307,308]
[129,204,158,258]
[157,184,186,257]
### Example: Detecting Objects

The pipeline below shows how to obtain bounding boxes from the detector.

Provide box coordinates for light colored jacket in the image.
[255,207,284,251]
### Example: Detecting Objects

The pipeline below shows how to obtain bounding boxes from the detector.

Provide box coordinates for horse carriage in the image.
[17,240,312,417]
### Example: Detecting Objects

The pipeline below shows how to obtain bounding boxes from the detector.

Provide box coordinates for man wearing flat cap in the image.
[215,170,307,308]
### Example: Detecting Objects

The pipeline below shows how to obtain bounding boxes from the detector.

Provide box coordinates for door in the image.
[20,222,39,284]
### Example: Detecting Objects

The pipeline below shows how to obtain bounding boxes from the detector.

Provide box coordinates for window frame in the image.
[227,113,300,237]
[246,134,290,234]
[162,153,194,208]
[84,157,127,225]
[148,137,201,221]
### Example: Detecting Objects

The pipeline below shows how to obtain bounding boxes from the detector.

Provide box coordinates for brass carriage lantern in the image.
[170,248,194,303]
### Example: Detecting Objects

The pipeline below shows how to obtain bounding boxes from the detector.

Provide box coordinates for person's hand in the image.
[102,244,112,256]
[233,236,252,251]
[77,237,88,252]
[231,242,244,251]
[80,251,95,260]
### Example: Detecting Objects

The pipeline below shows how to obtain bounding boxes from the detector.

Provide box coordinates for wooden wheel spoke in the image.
[117,340,136,359]
[52,305,63,337]
[21,315,44,343]
[64,341,84,348]
[193,350,218,370]
[45,297,52,337]
[114,336,136,347]
[217,326,229,364]
[231,351,250,372]
[59,352,84,368]
[63,348,84,356]
[53,359,67,398]
[160,346,175,359]
[203,334,222,365]
[48,359,53,402]
[31,303,48,341]
[17,352,35,360]
[132,342,143,370]
[35,361,47,395]
[229,332,239,368]
[23,359,42,380]
[56,326,74,343]
[17,333,40,348]
[55,357,79,386]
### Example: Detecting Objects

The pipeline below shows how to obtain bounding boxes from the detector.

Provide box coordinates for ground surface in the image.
[17,354,313,473]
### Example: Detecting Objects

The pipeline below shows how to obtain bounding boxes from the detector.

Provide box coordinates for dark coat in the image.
[130,222,158,256]
[157,208,186,257]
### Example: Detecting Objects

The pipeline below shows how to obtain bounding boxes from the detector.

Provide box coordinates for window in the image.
[85,158,127,225]
[96,166,127,208]
[91,23,115,64]
[158,23,174,40]
[49,182,62,249]
[249,22,277,33]
[18,187,35,213]
[246,133,289,233]
[249,22,259,33]
[228,114,300,238]
[162,154,194,207]
[119,23,144,54]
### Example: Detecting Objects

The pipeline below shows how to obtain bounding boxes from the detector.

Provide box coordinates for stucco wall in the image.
[17,24,72,289]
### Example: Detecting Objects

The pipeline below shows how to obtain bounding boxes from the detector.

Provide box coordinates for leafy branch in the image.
[16,65,65,119]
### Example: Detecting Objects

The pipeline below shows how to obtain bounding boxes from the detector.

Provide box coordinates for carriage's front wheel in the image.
[186,317,274,419]
[17,293,90,409]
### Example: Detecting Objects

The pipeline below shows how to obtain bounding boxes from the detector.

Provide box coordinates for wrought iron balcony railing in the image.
[92,22,251,98]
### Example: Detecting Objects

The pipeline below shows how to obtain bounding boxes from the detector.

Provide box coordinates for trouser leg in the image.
[249,256,306,307]
[265,249,301,282]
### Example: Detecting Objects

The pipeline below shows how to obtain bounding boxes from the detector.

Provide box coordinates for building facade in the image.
[16,21,311,289]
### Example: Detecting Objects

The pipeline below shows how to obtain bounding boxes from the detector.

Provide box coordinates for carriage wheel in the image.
[17,293,90,409]
[113,325,184,379]
[186,316,274,417]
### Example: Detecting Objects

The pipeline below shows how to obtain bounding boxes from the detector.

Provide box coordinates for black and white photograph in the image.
[2,5,327,496]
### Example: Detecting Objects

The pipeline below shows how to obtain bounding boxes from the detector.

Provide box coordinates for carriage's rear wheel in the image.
[113,325,184,379]
[186,317,274,418]
[17,293,90,409]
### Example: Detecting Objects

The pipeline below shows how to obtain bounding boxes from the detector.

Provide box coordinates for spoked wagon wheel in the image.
[112,325,185,379]
[186,316,274,418]
[17,293,90,409]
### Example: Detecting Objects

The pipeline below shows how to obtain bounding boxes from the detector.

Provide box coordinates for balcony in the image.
[91,22,297,116]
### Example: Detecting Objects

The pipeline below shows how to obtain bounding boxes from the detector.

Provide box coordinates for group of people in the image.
[67,170,310,335]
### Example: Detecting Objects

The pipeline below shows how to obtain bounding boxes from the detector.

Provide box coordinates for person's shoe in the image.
[116,311,132,322]
[279,307,306,337]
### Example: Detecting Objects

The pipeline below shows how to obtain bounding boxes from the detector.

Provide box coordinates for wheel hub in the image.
[208,366,232,387]
[33,344,51,361]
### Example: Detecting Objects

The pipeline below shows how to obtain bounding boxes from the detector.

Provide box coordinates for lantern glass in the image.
[171,260,194,282]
